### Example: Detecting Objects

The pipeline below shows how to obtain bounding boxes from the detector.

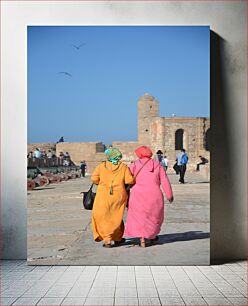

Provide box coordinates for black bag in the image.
[82,184,96,210]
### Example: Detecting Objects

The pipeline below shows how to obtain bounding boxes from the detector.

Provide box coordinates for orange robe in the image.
[91,161,134,242]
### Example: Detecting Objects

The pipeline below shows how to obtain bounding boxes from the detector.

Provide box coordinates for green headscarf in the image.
[104,147,122,165]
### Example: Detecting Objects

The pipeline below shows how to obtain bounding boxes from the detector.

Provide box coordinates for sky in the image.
[28,26,210,144]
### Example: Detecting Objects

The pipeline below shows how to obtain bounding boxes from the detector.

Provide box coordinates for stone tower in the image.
[138,93,159,145]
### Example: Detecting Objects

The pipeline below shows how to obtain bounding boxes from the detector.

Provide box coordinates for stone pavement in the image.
[1,260,247,305]
[28,173,209,265]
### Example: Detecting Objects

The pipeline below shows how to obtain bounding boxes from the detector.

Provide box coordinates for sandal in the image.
[103,243,112,248]
[150,236,159,243]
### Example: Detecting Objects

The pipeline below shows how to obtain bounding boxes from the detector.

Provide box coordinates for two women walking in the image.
[91,146,173,248]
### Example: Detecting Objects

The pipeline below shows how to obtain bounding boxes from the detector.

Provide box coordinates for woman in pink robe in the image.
[124,146,173,247]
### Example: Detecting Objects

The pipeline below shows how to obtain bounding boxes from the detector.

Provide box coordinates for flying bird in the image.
[58,71,72,78]
[71,43,85,50]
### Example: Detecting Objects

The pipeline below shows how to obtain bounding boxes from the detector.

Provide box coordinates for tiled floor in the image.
[1,261,247,305]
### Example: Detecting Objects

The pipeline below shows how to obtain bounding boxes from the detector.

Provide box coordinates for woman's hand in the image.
[169,196,174,203]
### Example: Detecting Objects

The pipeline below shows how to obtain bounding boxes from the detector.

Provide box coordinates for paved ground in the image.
[28,172,209,265]
[1,260,247,305]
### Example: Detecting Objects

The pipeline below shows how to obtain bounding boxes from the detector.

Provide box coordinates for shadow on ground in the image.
[32,187,55,191]
[186,181,210,184]
[123,231,210,248]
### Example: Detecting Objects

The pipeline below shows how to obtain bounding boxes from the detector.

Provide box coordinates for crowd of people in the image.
[27,148,72,167]
[27,148,56,159]
[156,148,190,184]
[27,145,89,177]
[27,147,89,174]
[58,151,72,166]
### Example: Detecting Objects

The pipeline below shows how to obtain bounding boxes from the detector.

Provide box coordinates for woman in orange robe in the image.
[91,147,134,248]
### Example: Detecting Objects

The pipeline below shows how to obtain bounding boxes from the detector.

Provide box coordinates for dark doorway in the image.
[175,129,184,150]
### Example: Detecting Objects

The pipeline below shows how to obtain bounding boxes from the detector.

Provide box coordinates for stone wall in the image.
[112,141,139,165]
[56,142,105,173]
[199,163,210,180]
[27,142,56,154]
[136,93,210,173]
[163,117,209,163]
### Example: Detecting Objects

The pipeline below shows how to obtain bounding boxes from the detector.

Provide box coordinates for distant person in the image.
[64,152,71,166]
[63,158,70,166]
[176,149,188,184]
[33,148,42,159]
[91,147,134,248]
[156,150,163,163]
[58,152,64,165]
[47,150,53,159]
[156,150,168,171]
[80,160,87,177]
[64,152,70,158]
[124,146,173,248]
[57,136,64,143]
[161,155,168,171]
[27,151,33,158]
[196,155,209,171]
[40,149,46,158]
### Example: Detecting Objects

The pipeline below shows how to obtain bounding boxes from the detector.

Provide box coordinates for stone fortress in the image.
[56,93,210,173]
[29,93,210,175]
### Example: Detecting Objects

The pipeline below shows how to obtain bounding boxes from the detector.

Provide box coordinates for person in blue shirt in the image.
[33,148,42,159]
[176,149,188,184]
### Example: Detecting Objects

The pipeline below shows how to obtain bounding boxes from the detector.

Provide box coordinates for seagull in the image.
[58,71,72,78]
[71,43,85,50]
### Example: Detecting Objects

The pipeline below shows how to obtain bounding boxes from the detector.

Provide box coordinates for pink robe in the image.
[124,158,173,239]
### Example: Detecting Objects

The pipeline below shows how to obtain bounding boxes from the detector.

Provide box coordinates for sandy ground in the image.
[27,172,210,265]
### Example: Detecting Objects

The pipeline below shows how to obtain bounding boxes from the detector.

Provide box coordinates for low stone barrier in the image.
[199,163,210,180]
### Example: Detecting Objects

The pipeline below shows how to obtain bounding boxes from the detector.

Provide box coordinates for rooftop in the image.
[139,93,155,101]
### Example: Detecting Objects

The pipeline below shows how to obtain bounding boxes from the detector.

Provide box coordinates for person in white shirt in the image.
[47,150,53,159]
[161,155,168,171]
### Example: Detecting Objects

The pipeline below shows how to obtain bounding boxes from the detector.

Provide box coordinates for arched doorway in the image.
[175,129,184,150]
[205,128,210,151]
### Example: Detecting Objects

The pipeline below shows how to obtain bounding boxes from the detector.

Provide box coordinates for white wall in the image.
[1,1,246,260]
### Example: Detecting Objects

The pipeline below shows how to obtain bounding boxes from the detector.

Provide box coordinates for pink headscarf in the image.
[135,146,153,159]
